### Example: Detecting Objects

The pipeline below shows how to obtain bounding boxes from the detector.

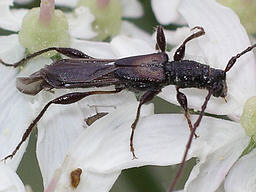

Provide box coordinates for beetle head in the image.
[212,79,227,98]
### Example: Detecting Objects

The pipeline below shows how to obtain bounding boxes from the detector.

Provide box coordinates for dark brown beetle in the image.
[1,26,256,191]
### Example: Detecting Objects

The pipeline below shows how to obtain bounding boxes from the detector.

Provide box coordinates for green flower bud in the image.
[77,0,122,40]
[18,8,70,57]
[241,96,256,141]
[217,0,256,34]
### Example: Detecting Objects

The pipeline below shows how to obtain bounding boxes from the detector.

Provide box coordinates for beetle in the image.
[1,26,256,191]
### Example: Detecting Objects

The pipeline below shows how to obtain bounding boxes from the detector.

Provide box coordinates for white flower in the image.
[42,0,256,188]
[1,0,256,192]
[0,0,148,41]
[0,163,26,192]
[157,0,256,191]
[36,35,157,190]
[224,148,256,192]
[151,0,185,25]
[54,0,143,18]
[0,1,151,191]
[0,26,157,192]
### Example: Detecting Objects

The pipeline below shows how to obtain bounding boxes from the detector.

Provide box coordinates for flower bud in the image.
[19,2,70,57]
[241,96,256,141]
[77,0,122,40]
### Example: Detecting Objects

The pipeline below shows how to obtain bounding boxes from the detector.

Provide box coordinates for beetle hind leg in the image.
[2,88,123,161]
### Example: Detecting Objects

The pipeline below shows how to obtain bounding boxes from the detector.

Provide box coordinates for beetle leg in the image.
[176,87,197,138]
[0,47,93,68]
[130,89,160,159]
[169,89,212,192]
[174,26,205,61]
[155,25,166,52]
[2,88,123,161]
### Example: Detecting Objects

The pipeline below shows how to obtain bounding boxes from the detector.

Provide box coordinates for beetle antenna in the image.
[225,44,256,72]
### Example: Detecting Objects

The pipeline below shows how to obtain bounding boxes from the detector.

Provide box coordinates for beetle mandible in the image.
[1,26,256,191]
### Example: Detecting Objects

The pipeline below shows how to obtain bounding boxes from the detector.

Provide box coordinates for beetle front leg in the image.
[176,87,197,138]
[130,89,160,159]
[174,26,205,61]
[2,88,123,161]
[0,47,94,68]
[169,89,212,192]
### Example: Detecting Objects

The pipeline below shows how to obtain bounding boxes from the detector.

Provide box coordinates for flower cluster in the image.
[0,0,255,192]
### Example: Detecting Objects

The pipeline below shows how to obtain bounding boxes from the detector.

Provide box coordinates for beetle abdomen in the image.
[16,71,46,95]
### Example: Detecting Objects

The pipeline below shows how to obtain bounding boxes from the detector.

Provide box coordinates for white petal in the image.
[0,35,31,170]
[55,0,77,8]
[224,148,256,192]
[120,0,143,18]
[111,35,155,57]
[0,0,27,31]
[151,0,185,25]
[48,109,245,191]
[43,90,138,191]
[71,38,116,59]
[160,0,256,116]
[67,7,97,39]
[17,56,83,188]
[0,35,25,63]
[120,21,153,44]
[35,90,84,187]
[0,163,25,192]
[185,134,249,192]
[51,169,121,192]
[36,90,137,187]
[78,89,138,121]
[163,27,191,46]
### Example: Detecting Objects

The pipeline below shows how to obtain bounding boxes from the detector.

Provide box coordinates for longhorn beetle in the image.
[1,26,256,191]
